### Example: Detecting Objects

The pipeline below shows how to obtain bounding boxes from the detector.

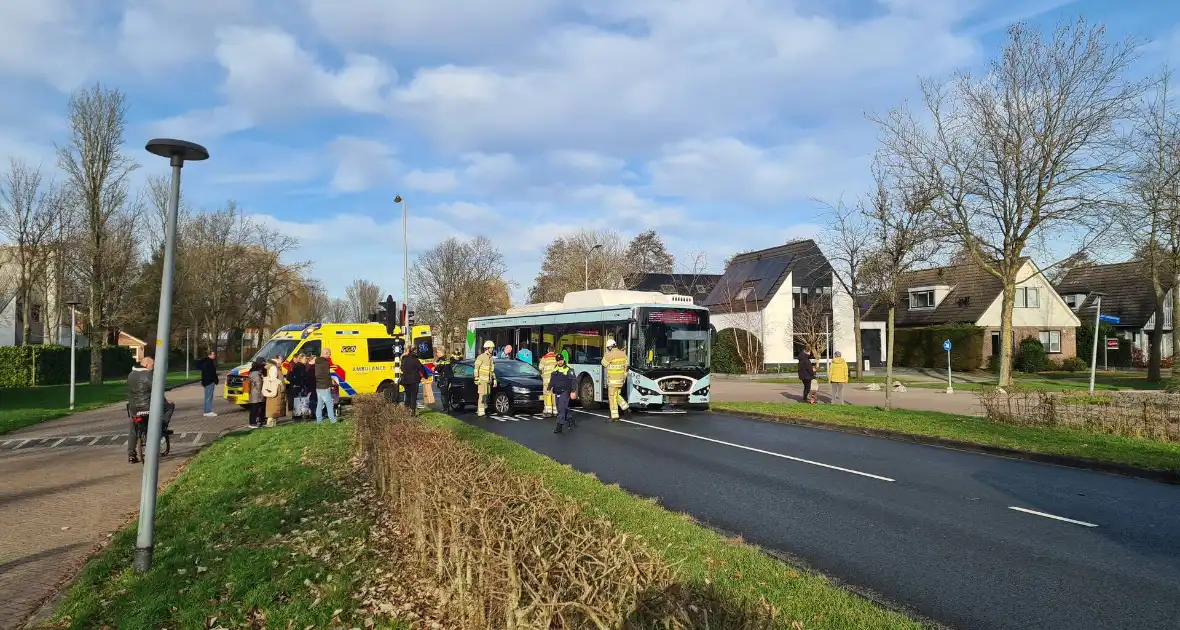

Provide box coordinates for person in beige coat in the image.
[263,356,287,427]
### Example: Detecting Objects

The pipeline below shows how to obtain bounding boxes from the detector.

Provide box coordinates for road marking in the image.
[14,439,29,449]
[573,410,895,482]
[50,438,66,448]
[1008,506,1098,528]
[89,436,101,446]
[193,432,203,444]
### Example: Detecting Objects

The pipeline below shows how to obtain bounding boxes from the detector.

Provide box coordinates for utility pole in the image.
[66,301,81,410]
[395,195,409,323]
[1088,292,1105,394]
[134,138,209,573]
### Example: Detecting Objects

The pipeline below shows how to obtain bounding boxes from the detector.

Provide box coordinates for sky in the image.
[2,0,1178,306]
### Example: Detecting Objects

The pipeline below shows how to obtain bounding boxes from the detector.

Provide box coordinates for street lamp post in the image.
[394,195,409,326]
[65,301,81,410]
[134,138,209,574]
[585,244,603,290]
[185,327,190,379]
[1088,292,1105,394]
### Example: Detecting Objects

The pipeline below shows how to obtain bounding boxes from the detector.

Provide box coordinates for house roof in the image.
[1055,261,1173,328]
[629,273,721,303]
[864,262,1006,326]
[701,239,831,313]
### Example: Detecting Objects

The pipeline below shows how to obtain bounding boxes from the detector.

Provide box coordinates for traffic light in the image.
[406,308,416,325]
[400,303,407,327]
[378,295,398,335]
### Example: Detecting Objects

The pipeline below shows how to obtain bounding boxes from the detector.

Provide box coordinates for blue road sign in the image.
[1099,314,1121,324]
[943,339,952,352]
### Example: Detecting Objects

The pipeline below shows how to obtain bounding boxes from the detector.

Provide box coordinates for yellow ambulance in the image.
[223,322,434,407]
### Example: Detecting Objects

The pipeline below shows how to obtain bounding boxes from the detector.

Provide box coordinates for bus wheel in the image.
[376,380,397,403]
[578,376,601,410]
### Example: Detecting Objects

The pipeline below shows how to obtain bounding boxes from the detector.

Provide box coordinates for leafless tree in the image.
[861,167,941,410]
[410,236,509,347]
[345,278,382,323]
[528,228,631,302]
[818,197,874,378]
[56,83,139,383]
[666,250,713,300]
[793,293,833,360]
[873,17,1141,387]
[712,273,764,374]
[326,298,351,323]
[1120,68,1180,381]
[0,159,61,345]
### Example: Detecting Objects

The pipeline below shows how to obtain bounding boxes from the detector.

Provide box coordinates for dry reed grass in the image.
[352,395,782,629]
[978,389,1180,443]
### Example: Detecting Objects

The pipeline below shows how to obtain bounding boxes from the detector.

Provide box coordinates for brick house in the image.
[1054,262,1173,360]
[864,259,1081,367]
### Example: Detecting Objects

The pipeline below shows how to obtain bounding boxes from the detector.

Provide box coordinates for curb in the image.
[712,408,1180,485]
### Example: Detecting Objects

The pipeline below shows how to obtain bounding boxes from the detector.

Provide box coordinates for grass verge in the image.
[42,422,400,630]
[1,372,197,436]
[755,372,1170,391]
[417,411,923,629]
[712,401,1180,473]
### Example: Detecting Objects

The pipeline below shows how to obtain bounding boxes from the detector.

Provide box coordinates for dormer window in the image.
[735,286,754,300]
[1062,293,1085,310]
[911,290,935,309]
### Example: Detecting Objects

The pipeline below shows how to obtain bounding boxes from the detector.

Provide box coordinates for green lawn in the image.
[43,422,400,630]
[419,412,921,629]
[758,371,1171,392]
[0,372,196,436]
[712,401,1180,473]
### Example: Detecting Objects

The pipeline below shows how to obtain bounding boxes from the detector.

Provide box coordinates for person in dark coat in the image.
[432,348,455,411]
[548,353,577,433]
[289,355,307,418]
[195,351,219,416]
[399,348,425,414]
[796,347,816,404]
[303,353,319,420]
[127,356,174,462]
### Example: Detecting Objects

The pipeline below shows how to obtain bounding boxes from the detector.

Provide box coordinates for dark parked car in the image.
[447,358,545,415]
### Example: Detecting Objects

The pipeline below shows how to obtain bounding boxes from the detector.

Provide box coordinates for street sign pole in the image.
[943,339,953,394]
[1089,295,1103,394]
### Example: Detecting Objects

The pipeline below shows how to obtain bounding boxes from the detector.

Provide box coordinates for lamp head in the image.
[394,195,403,203]
[145,138,209,162]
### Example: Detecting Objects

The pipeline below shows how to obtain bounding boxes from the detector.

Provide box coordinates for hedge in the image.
[0,345,136,388]
[711,327,764,374]
[891,325,985,371]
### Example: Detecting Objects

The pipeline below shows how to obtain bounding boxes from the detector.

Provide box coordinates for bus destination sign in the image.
[646,311,699,324]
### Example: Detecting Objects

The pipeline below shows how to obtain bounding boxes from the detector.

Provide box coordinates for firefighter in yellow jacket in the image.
[538,346,558,416]
[474,340,497,416]
[601,338,630,420]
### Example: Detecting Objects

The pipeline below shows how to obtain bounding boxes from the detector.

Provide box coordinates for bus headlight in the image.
[634,385,659,397]
[692,386,709,396]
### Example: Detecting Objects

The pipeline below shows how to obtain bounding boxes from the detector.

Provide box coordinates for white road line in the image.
[1008,506,1098,528]
[572,409,895,482]
[50,438,66,448]
[88,436,101,446]
[14,439,29,449]
[193,432,203,444]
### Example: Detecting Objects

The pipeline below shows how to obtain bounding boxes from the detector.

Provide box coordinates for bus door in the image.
[603,322,629,400]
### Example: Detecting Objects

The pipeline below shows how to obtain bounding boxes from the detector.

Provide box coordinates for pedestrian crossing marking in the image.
[488,413,549,422]
[0,431,214,453]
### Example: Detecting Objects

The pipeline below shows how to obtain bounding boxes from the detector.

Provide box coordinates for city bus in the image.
[224,322,434,407]
[465,290,712,411]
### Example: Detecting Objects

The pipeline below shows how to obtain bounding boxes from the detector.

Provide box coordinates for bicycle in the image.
[127,403,172,462]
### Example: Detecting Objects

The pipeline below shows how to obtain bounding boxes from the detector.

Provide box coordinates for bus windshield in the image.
[251,339,300,364]
[633,308,710,371]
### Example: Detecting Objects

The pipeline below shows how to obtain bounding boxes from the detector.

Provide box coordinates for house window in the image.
[1062,293,1084,310]
[1015,287,1039,308]
[910,290,935,309]
[30,305,41,323]
[792,286,811,308]
[1038,330,1062,354]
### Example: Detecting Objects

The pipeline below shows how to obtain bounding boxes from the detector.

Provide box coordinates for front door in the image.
[860,329,883,368]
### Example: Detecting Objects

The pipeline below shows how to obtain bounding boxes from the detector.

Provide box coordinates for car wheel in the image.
[578,376,601,410]
[493,392,512,415]
[448,397,466,412]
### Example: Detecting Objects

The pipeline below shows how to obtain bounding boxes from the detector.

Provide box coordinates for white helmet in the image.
[483,340,495,349]
[605,338,616,348]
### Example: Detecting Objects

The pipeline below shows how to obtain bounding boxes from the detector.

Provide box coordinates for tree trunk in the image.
[852,306,863,380]
[88,278,102,385]
[885,305,895,411]
[20,288,32,346]
[1148,292,1165,381]
[998,284,1015,387]
[1172,275,1180,387]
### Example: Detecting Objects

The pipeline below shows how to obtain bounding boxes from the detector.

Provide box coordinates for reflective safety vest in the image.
[539,352,557,384]
[474,353,495,385]
[603,348,628,387]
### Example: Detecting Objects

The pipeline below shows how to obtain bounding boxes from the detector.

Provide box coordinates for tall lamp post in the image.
[134,138,209,574]
[584,243,603,290]
[1088,291,1105,394]
[394,195,409,326]
[65,301,81,410]
[185,327,190,379]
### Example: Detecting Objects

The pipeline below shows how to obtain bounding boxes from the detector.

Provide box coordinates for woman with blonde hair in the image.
[262,354,287,427]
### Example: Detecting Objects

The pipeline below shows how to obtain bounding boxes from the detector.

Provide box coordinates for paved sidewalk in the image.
[0,383,246,630]
[711,379,986,416]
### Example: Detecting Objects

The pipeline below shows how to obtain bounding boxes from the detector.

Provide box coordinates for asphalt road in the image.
[454,407,1180,630]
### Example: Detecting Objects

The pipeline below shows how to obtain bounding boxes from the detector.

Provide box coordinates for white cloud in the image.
[404,169,459,193]
[326,137,399,192]
[116,0,258,74]
[459,152,523,190]
[0,1,106,91]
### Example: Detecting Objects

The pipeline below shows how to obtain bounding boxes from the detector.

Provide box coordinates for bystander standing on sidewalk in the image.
[289,355,307,418]
[196,350,219,417]
[303,353,318,419]
[247,359,265,428]
[797,347,816,404]
[828,350,849,405]
[399,348,425,415]
[263,355,287,427]
[314,348,337,424]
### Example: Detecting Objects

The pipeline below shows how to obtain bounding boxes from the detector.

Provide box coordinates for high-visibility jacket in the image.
[474,353,496,385]
[602,348,628,387]
[539,352,557,385]
[828,357,849,383]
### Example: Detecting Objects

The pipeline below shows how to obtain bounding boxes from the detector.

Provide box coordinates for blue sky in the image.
[1,0,1178,305]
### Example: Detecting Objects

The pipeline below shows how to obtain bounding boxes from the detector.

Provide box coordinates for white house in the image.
[1055,261,1174,360]
[863,259,1082,367]
[700,239,856,366]
[0,246,79,347]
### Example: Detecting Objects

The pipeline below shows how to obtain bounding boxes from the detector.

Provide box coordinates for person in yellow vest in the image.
[474,340,497,417]
[538,345,558,416]
[601,338,630,421]
[828,350,849,405]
